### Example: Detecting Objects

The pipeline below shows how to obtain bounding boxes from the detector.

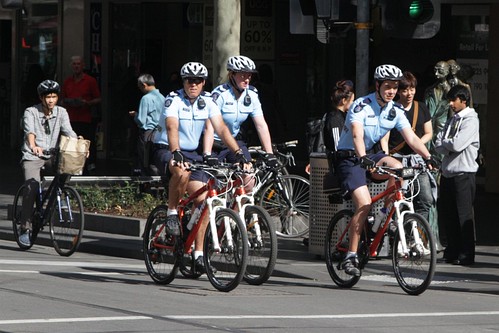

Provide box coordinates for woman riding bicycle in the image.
[19,80,78,246]
[334,65,437,276]
[204,55,278,189]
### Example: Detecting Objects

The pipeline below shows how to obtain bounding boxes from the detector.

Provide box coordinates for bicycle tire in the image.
[243,205,278,285]
[325,210,362,288]
[392,213,436,295]
[49,186,84,256]
[143,205,179,284]
[204,208,248,292]
[258,174,310,238]
[12,185,36,249]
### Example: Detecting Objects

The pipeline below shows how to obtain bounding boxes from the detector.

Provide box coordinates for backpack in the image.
[305,113,327,155]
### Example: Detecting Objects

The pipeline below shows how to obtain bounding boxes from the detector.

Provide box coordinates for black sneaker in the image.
[195,256,217,274]
[165,215,180,236]
[341,256,361,276]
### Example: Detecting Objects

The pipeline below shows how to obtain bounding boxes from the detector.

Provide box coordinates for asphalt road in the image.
[1,238,498,333]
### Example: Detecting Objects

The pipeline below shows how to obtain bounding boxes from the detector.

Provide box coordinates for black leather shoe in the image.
[452,256,474,266]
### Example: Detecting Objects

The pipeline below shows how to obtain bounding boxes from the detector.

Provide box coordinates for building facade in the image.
[1,0,498,192]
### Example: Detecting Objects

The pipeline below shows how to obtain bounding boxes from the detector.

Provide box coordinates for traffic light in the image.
[381,0,441,39]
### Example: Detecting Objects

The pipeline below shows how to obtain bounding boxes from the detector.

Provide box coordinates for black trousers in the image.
[439,173,476,259]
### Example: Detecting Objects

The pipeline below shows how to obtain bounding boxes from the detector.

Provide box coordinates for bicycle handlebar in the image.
[248,140,299,153]
[373,164,427,180]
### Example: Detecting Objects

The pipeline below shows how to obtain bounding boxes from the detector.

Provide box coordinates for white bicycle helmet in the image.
[374,64,403,81]
[37,80,60,96]
[180,62,208,79]
[226,55,257,73]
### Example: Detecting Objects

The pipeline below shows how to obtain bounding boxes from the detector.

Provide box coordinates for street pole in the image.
[213,0,241,85]
[355,0,371,96]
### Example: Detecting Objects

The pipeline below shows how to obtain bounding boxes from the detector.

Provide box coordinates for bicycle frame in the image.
[36,173,71,226]
[335,167,425,258]
[150,168,229,256]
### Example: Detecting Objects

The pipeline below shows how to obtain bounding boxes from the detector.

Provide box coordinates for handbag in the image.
[306,113,327,155]
[58,135,91,175]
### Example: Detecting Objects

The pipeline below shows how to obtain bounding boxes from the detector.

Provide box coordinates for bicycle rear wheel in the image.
[143,205,179,284]
[325,210,363,288]
[392,213,436,295]
[258,174,310,238]
[12,185,37,249]
[204,208,248,292]
[49,186,84,256]
[243,205,278,285]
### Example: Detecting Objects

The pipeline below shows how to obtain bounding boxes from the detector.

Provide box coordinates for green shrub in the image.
[77,182,165,218]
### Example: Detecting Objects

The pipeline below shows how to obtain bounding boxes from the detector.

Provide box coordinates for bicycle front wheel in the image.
[258,174,310,238]
[49,186,84,256]
[243,205,278,285]
[392,213,436,295]
[204,208,248,292]
[12,185,36,249]
[325,210,362,288]
[143,205,179,284]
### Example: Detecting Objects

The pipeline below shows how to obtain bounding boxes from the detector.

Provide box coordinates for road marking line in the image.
[0,259,143,269]
[0,269,122,276]
[0,316,151,325]
[1,311,499,325]
[166,311,499,319]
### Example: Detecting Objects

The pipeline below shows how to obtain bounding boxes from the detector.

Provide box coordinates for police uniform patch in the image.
[165,99,172,107]
[212,92,220,102]
[354,105,363,113]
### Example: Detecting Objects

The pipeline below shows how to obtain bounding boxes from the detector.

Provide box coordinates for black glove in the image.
[203,153,219,166]
[234,149,249,167]
[264,153,279,168]
[172,149,185,164]
[359,155,376,169]
[425,155,439,169]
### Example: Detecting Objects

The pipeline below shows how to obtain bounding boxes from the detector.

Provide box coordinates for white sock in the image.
[167,209,178,216]
[194,251,203,259]
[345,251,357,260]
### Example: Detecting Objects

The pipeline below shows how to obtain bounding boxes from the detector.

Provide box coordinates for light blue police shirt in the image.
[154,89,221,151]
[337,92,410,151]
[211,83,263,141]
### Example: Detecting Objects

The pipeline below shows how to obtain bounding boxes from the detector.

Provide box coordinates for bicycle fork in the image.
[235,194,263,247]
[56,189,72,224]
[393,199,422,257]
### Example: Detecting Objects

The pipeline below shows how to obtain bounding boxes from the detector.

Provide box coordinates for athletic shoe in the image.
[165,215,180,236]
[19,231,31,247]
[341,256,360,276]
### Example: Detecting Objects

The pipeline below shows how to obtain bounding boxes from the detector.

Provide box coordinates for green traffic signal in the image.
[407,0,434,23]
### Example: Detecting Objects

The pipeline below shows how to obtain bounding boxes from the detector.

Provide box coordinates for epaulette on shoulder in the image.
[248,85,258,93]
[393,102,404,110]
[167,91,178,97]
[201,91,212,97]
[362,97,371,104]
[353,98,370,113]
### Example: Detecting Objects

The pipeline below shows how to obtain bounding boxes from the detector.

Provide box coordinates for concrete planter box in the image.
[83,213,146,237]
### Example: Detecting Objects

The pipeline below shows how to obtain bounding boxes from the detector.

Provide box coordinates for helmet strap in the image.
[375,81,388,105]
[229,75,244,95]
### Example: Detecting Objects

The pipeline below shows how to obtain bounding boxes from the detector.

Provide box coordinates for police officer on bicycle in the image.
[204,55,278,182]
[19,80,78,246]
[152,61,246,273]
[334,65,437,276]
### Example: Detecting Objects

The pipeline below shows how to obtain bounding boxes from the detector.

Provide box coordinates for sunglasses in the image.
[43,119,51,135]
[237,72,252,80]
[184,77,204,85]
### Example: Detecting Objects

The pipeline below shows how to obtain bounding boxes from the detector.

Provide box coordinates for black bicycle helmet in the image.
[180,62,208,79]
[374,64,403,81]
[226,55,257,73]
[37,80,60,97]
